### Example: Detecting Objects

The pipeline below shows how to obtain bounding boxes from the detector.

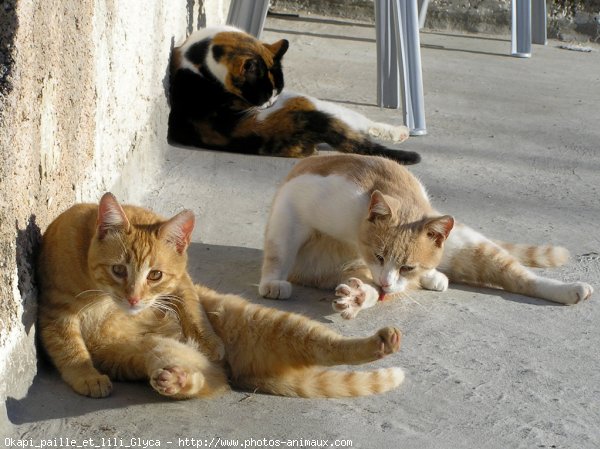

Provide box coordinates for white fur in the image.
[260,174,368,300]
[420,269,449,291]
[334,278,379,320]
[256,90,409,142]
[178,25,242,79]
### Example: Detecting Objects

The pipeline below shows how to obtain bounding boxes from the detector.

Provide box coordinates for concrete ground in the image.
[4,15,600,449]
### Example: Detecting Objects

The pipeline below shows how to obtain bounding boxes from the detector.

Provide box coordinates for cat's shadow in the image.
[448,283,565,307]
[5,362,164,425]
[187,243,339,321]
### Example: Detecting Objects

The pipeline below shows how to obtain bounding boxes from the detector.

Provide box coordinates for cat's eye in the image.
[111,264,127,278]
[147,270,163,281]
[400,265,415,274]
[244,59,258,74]
[375,254,384,264]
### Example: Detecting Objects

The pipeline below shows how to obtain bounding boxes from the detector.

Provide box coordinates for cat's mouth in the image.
[258,94,279,110]
[113,298,148,315]
[378,278,408,294]
[381,284,405,294]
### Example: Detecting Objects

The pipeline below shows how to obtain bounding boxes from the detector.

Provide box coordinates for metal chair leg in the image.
[511,0,532,57]
[375,0,427,135]
[418,0,431,29]
[532,0,547,45]
[227,0,270,38]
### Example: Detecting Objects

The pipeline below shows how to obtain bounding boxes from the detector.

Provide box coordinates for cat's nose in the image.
[128,296,140,306]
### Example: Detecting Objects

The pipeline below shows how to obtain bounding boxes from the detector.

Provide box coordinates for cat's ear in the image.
[368,190,392,221]
[159,210,195,254]
[97,192,130,239]
[424,215,454,247]
[265,39,289,60]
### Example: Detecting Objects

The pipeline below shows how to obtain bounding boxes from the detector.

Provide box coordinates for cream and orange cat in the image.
[37,193,404,399]
[259,154,593,318]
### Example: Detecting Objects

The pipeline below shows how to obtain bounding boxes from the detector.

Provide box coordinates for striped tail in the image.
[494,241,570,268]
[236,367,405,398]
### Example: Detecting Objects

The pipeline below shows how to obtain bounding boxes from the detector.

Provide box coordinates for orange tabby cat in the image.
[37,193,404,399]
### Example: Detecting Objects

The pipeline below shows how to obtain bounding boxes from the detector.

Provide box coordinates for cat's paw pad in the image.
[72,374,112,398]
[420,270,449,292]
[375,327,402,358]
[388,125,410,143]
[334,278,378,320]
[368,125,409,143]
[567,282,593,304]
[259,280,292,299]
[151,366,194,396]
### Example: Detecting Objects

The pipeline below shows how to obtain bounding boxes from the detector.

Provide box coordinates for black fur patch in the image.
[185,39,210,65]
[212,44,224,61]
[168,29,420,164]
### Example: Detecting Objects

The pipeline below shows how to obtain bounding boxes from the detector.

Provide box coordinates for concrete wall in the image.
[0,0,230,432]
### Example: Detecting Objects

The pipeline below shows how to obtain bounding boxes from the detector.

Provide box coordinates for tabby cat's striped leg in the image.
[442,224,593,304]
[39,304,112,398]
[173,281,225,362]
[243,304,402,367]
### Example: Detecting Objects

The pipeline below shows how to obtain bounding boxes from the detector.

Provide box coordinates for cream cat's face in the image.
[359,191,454,294]
[88,193,194,314]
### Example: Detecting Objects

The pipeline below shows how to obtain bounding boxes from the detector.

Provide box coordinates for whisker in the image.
[400,291,429,312]
[76,289,107,298]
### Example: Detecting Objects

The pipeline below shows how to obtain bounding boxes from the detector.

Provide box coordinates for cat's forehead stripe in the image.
[129,231,154,266]
[212,32,274,65]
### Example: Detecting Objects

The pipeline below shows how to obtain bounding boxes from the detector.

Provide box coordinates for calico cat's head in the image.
[88,193,195,314]
[359,191,454,294]
[179,26,288,109]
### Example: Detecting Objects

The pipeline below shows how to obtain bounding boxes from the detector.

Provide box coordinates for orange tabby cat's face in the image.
[87,193,194,314]
[358,191,454,294]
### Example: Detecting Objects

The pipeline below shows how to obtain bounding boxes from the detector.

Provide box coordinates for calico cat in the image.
[37,193,404,399]
[259,154,593,319]
[168,26,421,164]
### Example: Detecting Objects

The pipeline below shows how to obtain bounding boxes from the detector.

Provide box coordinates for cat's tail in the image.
[493,241,570,268]
[350,139,421,165]
[237,367,405,398]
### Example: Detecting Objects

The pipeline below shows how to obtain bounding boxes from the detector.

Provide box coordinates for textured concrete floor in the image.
[4,16,600,449]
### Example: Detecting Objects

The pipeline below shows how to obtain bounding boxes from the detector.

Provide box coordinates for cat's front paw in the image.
[71,374,113,398]
[420,269,449,292]
[151,366,202,397]
[564,282,593,304]
[334,278,379,319]
[375,327,402,358]
[259,280,292,299]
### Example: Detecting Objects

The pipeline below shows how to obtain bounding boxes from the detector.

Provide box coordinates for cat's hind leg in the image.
[309,95,410,143]
[367,122,410,143]
[259,194,312,299]
[226,301,402,370]
[144,336,229,399]
[441,224,593,304]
